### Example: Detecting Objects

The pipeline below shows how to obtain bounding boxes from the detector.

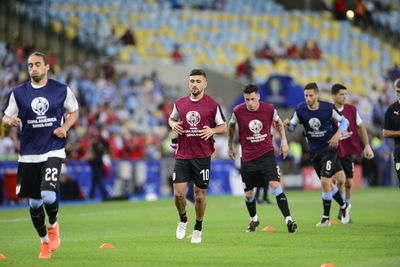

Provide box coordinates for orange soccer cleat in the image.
[48,223,61,251]
[38,242,51,259]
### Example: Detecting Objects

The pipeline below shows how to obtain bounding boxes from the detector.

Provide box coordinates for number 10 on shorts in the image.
[200,169,209,181]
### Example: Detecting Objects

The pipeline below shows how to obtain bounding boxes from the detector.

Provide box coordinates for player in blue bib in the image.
[284,82,351,226]
[2,52,79,258]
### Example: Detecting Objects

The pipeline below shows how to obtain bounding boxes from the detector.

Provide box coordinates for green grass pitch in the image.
[1,187,399,266]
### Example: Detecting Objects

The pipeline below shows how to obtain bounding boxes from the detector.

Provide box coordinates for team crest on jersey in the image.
[249,119,263,134]
[186,111,201,127]
[308,118,321,131]
[31,97,49,116]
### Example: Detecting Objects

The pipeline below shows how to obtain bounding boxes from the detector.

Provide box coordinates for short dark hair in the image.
[243,84,259,94]
[394,79,400,89]
[331,83,347,95]
[28,51,48,65]
[304,82,319,93]
[189,69,206,78]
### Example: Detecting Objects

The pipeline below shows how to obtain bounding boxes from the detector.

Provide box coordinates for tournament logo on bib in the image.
[186,111,201,127]
[31,97,49,116]
[308,118,321,131]
[249,119,263,134]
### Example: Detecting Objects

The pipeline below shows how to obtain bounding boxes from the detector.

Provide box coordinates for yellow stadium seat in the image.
[65,26,76,39]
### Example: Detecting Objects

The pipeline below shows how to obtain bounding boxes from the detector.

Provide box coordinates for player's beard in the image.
[191,87,202,96]
[31,73,45,83]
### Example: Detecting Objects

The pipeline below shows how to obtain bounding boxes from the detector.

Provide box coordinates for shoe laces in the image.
[177,222,187,231]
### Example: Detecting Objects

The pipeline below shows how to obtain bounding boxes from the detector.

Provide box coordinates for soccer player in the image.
[331,83,374,220]
[2,52,79,258]
[383,78,400,187]
[228,84,298,233]
[283,82,351,226]
[169,69,227,243]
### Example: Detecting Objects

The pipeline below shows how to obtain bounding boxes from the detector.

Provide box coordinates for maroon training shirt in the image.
[173,94,224,159]
[338,104,362,158]
[233,102,276,162]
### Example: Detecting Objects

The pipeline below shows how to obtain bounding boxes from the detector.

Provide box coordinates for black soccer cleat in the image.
[246,221,260,232]
[287,220,298,233]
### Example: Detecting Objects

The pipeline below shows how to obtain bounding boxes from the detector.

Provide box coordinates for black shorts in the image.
[311,149,341,178]
[173,157,211,189]
[16,157,63,199]
[336,155,354,179]
[241,151,280,192]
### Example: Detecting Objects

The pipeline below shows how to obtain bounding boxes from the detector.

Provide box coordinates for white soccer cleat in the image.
[341,203,352,224]
[176,222,187,239]
[316,218,331,227]
[191,230,202,244]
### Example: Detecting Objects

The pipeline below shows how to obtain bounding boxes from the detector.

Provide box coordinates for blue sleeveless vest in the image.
[13,79,67,155]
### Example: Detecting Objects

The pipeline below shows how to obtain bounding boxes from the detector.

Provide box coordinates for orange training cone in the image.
[0,254,7,259]
[262,226,276,231]
[321,264,335,267]
[99,243,115,248]
[329,220,339,224]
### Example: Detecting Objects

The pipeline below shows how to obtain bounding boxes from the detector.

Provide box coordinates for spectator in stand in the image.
[171,44,184,63]
[273,41,287,59]
[120,29,136,46]
[333,0,347,20]
[257,42,276,63]
[301,40,322,60]
[287,43,300,59]
[236,58,254,83]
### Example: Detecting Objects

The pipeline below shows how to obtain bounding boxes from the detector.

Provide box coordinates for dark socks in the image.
[323,199,332,217]
[245,198,256,217]
[30,205,46,237]
[332,191,345,206]
[44,200,59,225]
[194,220,202,231]
[179,212,188,223]
[275,193,290,217]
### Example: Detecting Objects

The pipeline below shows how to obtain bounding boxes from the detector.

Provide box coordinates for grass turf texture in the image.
[0,187,399,267]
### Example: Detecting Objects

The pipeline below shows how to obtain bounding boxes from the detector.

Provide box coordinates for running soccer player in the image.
[2,52,79,258]
[383,78,400,187]
[228,84,297,233]
[169,69,227,243]
[331,83,374,221]
[283,82,351,226]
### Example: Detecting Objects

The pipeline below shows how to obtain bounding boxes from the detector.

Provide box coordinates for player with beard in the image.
[228,84,298,233]
[2,52,78,258]
[283,82,351,226]
[169,69,226,243]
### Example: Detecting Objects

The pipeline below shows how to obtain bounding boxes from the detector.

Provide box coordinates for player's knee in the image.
[194,191,206,203]
[41,190,56,204]
[29,198,43,209]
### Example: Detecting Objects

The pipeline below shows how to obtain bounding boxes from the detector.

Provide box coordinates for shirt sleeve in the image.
[290,111,300,125]
[4,92,18,117]
[331,108,343,122]
[215,105,226,126]
[169,104,180,121]
[273,109,280,122]
[229,112,237,125]
[64,87,79,113]
[356,111,363,125]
